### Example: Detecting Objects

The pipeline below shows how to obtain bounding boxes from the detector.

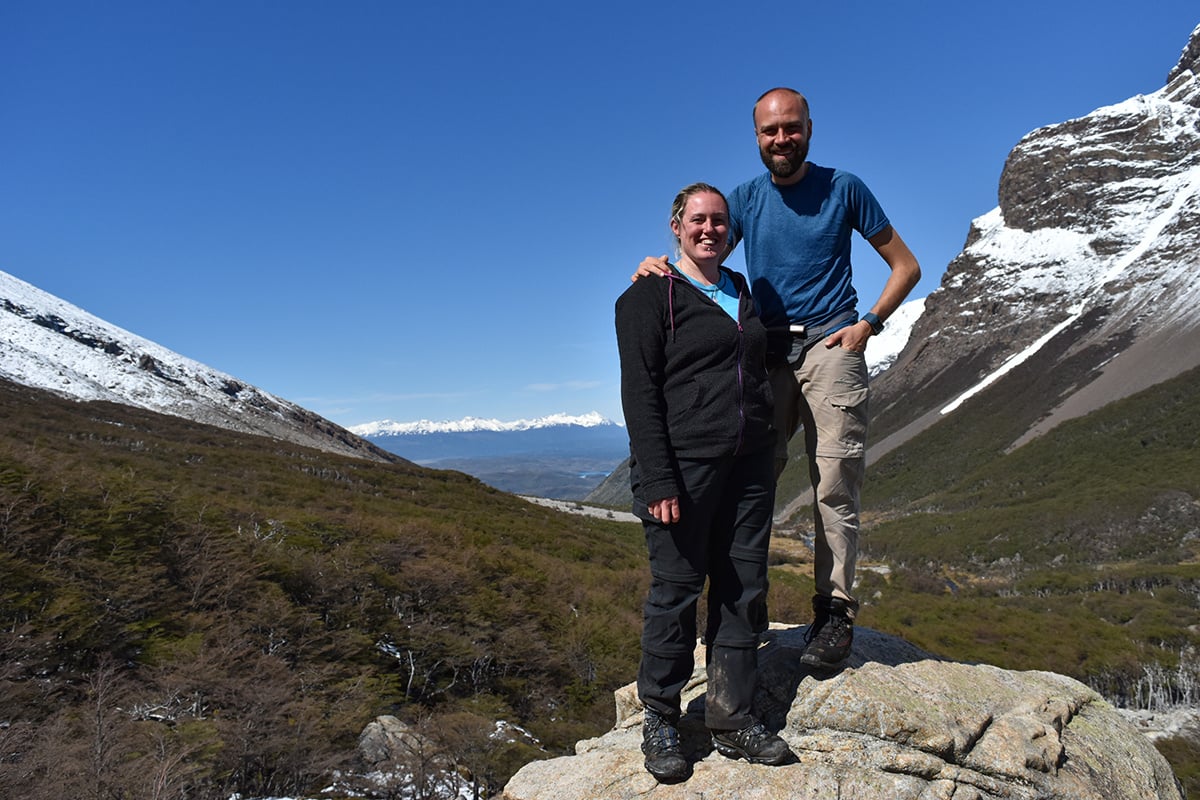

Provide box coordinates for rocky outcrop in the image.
[1168,23,1200,91]
[996,23,1199,236]
[499,625,1183,800]
[584,458,631,508]
[358,715,425,768]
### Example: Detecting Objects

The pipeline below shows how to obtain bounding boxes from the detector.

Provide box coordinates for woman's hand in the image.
[648,496,681,524]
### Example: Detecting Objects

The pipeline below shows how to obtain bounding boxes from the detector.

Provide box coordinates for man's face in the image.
[755,92,812,183]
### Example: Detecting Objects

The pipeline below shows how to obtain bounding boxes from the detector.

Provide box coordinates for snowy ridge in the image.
[0,269,391,462]
[939,162,1200,417]
[939,109,1200,415]
[953,99,1200,320]
[0,270,286,413]
[351,411,619,437]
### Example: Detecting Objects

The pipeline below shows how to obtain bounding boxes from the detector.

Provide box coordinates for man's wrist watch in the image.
[862,312,884,335]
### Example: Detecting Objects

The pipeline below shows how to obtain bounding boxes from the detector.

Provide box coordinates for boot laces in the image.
[644,712,681,753]
[733,719,773,747]
[805,608,850,646]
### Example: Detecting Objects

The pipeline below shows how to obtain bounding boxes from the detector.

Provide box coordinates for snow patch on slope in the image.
[867,298,924,376]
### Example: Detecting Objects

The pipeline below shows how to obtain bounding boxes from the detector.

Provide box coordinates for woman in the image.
[615,183,791,783]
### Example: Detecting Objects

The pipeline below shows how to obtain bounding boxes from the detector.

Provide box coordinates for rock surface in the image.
[499,624,1183,800]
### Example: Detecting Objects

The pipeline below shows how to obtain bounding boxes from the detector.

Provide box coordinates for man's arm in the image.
[825,225,921,351]
[632,238,739,281]
[633,255,671,281]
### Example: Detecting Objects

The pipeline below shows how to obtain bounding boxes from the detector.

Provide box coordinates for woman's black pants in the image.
[634,449,775,731]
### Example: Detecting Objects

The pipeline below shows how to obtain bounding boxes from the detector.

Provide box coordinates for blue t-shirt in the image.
[727,165,890,331]
[681,268,740,320]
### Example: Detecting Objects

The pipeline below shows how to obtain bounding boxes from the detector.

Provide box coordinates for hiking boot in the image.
[641,709,689,783]
[710,718,791,765]
[800,595,854,671]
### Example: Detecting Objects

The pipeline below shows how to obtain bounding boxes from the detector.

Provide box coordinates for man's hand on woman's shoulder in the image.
[632,255,671,282]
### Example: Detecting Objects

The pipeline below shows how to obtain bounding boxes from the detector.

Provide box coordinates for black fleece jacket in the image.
[615,266,775,505]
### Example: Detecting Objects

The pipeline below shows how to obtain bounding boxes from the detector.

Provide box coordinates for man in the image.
[638,87,921,671]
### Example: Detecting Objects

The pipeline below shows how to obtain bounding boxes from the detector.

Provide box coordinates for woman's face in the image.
[671,191,729,267]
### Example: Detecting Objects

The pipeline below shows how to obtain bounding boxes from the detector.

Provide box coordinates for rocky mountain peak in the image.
[998,36,1200,234]
[1166,23,1200,92]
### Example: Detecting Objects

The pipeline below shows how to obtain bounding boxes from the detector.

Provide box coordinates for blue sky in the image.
[3,2,1196,427]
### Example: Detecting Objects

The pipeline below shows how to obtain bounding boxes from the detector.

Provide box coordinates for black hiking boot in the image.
[800,595,854,671]
[641,709,689,783]
[710,718,791,765]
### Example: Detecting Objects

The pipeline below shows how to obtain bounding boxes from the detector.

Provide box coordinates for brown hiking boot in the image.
[800,595,853,671]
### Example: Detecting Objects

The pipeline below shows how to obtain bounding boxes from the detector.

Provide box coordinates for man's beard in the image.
[760,141,808,179]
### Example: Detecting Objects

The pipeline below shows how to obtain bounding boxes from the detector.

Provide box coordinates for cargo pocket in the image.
[818,387,868,457]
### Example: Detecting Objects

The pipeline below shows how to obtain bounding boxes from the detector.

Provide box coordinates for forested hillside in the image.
[0,380,670,799]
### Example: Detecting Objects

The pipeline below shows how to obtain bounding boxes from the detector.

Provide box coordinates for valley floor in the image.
[518,495,638,522]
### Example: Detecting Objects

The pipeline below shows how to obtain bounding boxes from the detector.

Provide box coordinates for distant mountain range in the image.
[352,414,632,500]
[352,411,614,436]
[351,413,626,461]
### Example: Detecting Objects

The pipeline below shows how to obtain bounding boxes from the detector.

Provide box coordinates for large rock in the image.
[358,714,424,767]
[499,624,1183,800]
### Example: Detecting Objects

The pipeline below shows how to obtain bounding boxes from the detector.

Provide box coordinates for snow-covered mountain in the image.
[0,269,396,463]
[866,298,924,377]
[866,23,1200,460]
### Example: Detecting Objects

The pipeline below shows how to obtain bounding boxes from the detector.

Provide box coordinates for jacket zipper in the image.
[734,317,746,455]
[669,269,750,455]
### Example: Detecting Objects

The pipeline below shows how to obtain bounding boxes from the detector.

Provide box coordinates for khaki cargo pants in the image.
[770,343,869,618]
